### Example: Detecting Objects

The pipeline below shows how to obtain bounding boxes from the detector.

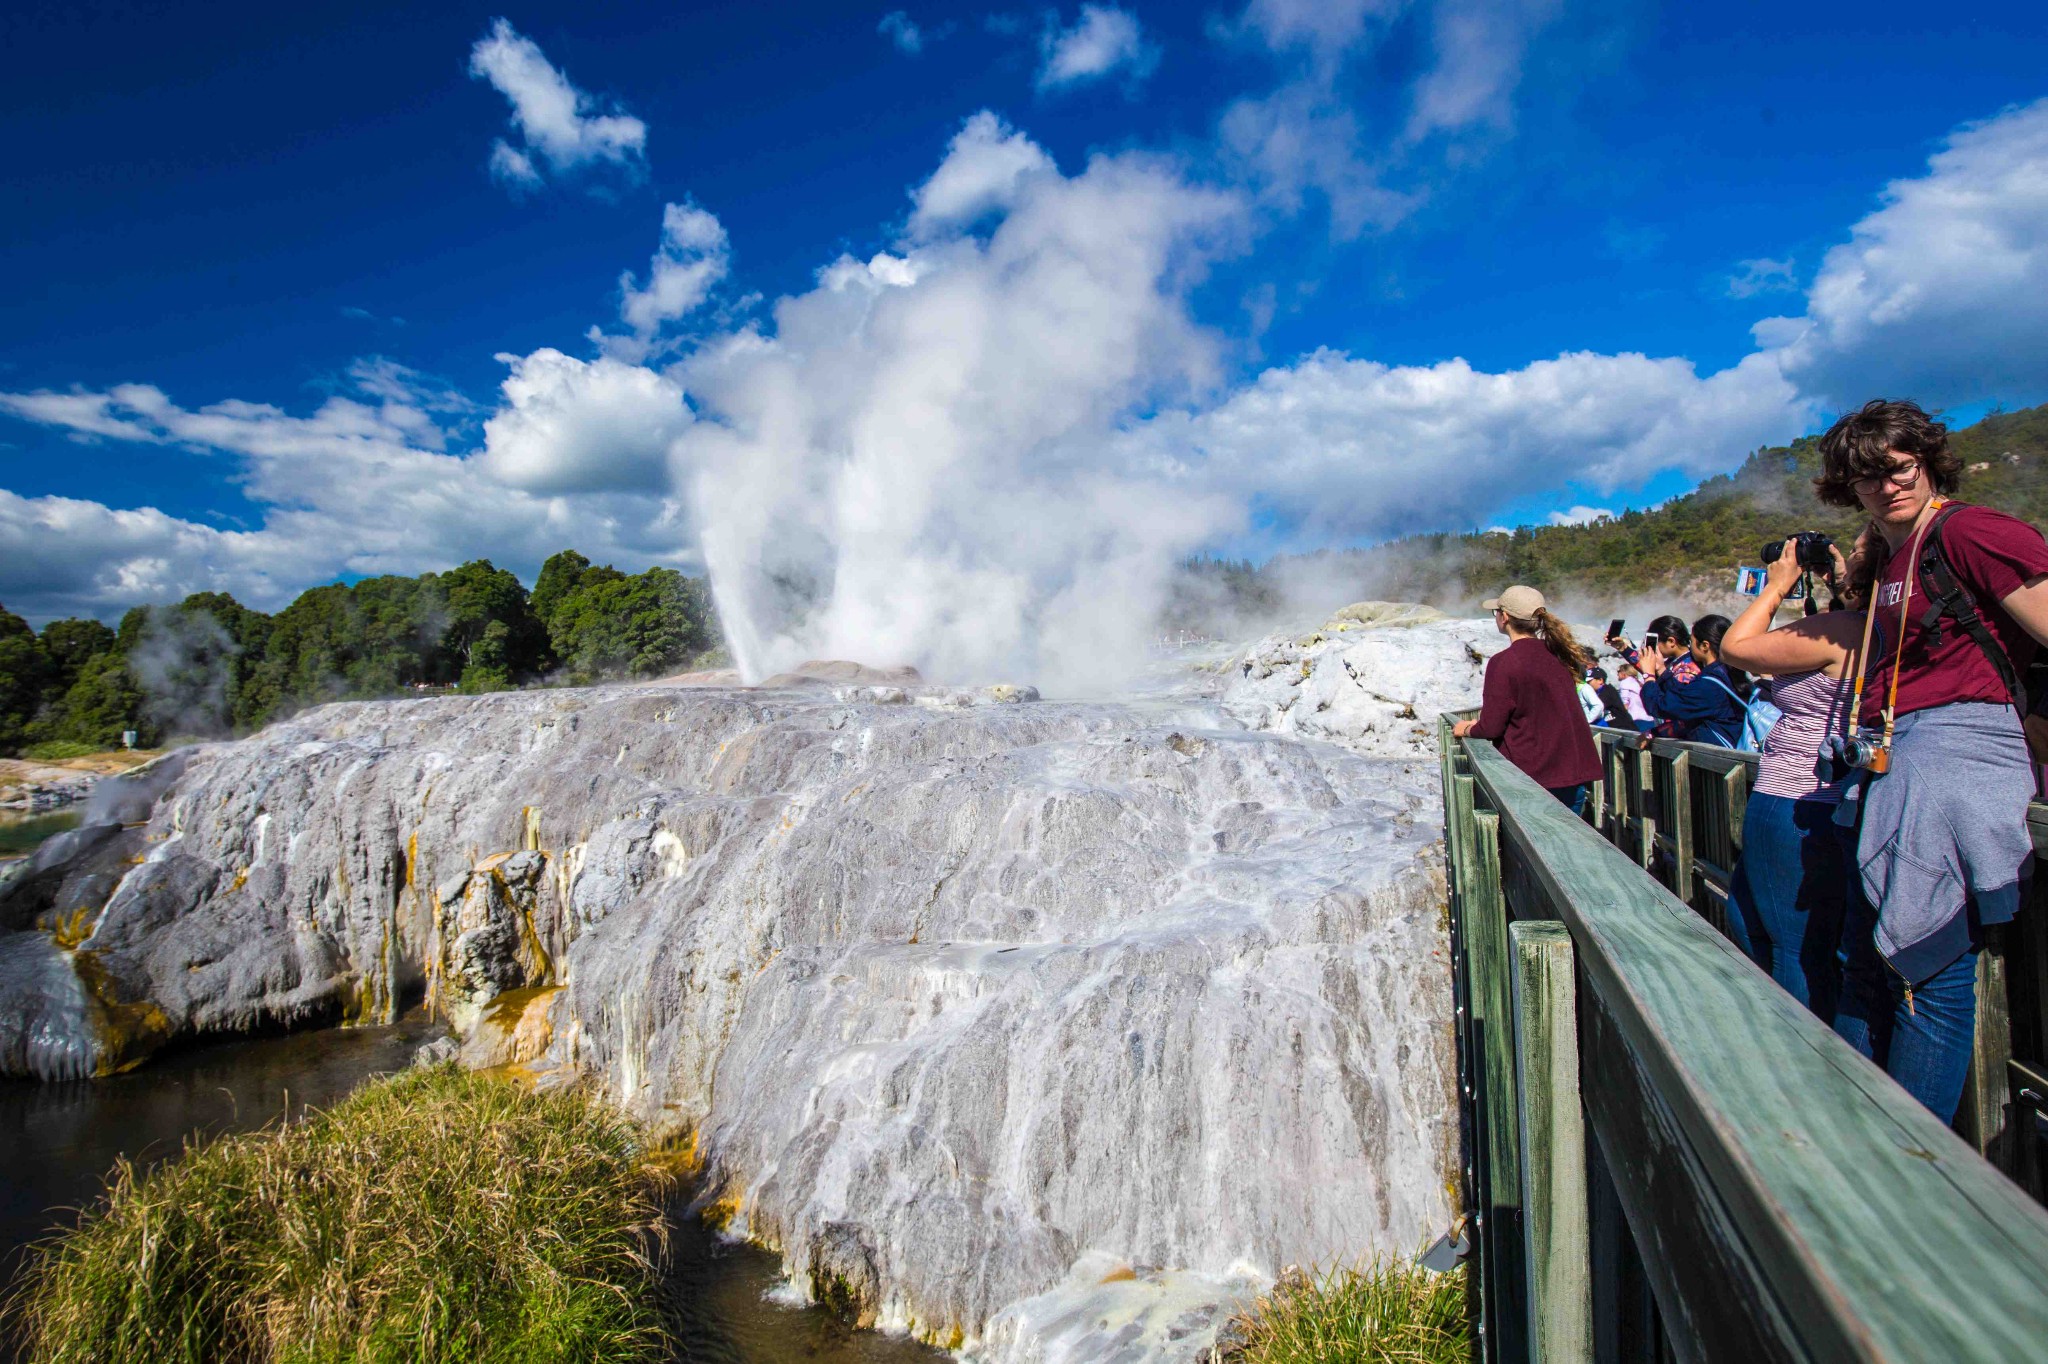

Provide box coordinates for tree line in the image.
[0,551,719,757]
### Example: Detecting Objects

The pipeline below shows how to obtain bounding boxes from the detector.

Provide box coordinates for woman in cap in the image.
[1452,585,1604,814]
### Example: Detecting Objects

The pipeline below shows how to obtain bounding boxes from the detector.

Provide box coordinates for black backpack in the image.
[1914,503,2048,717]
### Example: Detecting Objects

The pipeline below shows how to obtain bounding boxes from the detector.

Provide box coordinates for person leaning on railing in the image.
[1451,585,1604,815]
[1716,535,1867,1019]
[1816,399,2048,1122]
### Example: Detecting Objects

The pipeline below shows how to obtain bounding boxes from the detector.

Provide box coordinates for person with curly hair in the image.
[1817,399,2048,1120]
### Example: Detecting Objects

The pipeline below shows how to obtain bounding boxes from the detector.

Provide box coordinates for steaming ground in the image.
[0,608,1500,1361]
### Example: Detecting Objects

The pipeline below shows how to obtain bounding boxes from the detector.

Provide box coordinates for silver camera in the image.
[1816,729,1889,782]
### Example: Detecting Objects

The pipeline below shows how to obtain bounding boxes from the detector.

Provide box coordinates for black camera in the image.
[1760,531,1836,573]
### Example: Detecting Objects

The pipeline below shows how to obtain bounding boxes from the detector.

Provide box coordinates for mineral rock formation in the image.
[0,617,1496,1360]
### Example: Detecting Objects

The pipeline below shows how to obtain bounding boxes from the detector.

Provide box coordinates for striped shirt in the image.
[1753,668,1854,803]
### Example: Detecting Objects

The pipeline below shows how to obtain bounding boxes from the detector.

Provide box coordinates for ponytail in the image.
[1529,608,1591,678]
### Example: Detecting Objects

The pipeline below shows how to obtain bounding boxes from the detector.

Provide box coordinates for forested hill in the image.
[1192,401,2048,626]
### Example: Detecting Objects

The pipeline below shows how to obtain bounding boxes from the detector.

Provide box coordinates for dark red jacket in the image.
[1470,637,1603,788]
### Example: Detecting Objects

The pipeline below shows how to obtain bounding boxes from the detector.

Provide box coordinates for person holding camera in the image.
[1716,535,1866,1017]
[1631,614,1750,746]
[1817,399,2048,1121]
[1451,586,1603,814]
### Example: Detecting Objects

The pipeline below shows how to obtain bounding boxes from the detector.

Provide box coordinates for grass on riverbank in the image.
[1220,1257,1468,1364]
[4,1066,672,1364]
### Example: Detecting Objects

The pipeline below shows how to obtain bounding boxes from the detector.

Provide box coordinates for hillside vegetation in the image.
[0,550,719,756]
[1177,402,2048,627]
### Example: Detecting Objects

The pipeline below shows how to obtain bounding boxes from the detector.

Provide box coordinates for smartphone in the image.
[1736,567,1808,599]
[1606,617,1625,641]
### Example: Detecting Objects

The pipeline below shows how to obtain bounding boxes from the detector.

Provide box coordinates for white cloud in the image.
[0,491,312,622]
[1757,97,2048,409]
[469,19,647,189]
[478,349,691,494]
[1727,257,1796,299]
[1219,84,1416,238]
[1036,5,1159,91]
[0,365,692,620]
[1405,0,1563,142]
[617,202,731,344]
[1237,0,1403,71]
[1547,505,1614,527]
[1124,348,1809,546]
[907,112,1057,239]
[879,11,925,53]
[1221,0,1564,236]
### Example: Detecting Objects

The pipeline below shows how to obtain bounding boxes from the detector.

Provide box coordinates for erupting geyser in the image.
[0,609,1498,1360]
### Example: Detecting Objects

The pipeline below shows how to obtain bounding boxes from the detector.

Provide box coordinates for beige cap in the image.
[1481,585,1545,619]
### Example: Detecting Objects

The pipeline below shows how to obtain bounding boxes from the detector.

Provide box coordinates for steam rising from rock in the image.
[672,117,1247,692]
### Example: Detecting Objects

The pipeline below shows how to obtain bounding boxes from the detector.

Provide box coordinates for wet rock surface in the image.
[0,617,1493,1359]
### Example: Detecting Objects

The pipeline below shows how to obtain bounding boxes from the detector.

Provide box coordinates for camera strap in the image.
[1877,500,1949,747]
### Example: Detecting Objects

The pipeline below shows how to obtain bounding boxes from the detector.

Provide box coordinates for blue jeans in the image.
[1834,890,1979,1123]
[1546,783,1589,817]
[1726,794,1851,1019]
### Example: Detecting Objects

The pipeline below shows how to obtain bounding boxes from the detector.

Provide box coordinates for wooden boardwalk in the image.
[1441,717,2048,1362]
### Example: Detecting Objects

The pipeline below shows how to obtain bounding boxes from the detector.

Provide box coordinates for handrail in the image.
[1443,716,2048,1362]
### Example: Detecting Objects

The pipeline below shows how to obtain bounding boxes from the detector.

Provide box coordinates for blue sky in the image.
[3,2,2047,651]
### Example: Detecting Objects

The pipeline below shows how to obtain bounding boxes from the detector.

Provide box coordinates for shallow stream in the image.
[0,811,81,861]
[0,1023,943,1363]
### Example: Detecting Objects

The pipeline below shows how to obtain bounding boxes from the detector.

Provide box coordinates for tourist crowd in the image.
[1455,399,2048,1125]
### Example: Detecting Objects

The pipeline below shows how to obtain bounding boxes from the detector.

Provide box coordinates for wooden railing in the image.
[1442,716,2048,1362]
[1585,728,2048,1190]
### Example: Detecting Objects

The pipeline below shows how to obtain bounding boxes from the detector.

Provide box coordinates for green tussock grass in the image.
[1221,1258,1469,1364]
[4,1065,672,1364]
[18,740,101,762]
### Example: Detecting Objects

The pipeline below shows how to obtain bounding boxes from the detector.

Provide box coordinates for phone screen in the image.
[1736,568,1808,599]
[1606,617,1625,639]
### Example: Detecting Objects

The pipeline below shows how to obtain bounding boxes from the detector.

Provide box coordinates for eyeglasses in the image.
[1851,461,1922,494]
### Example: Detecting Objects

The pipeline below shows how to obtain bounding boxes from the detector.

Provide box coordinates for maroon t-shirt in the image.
[1863,503,2048,724]
[1471,637,1603,788]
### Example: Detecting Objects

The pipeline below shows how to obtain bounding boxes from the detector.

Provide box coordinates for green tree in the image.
[44,652,153,749]
[38,618,117,694]
[0,606,51,755]
[530,550,593,627]
[438,559,546,678]
[458,620,515,694]
[548,568,711,679]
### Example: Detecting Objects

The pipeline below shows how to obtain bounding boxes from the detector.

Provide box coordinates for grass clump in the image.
[1221,1257,1468,1364]
[19,740,101,762]
[5,1065,671,1364]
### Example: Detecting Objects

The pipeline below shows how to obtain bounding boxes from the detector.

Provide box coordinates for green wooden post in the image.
[1722,765,1749,856]
[1468,805,1526,1362]
[1633,744,1657,875]
[1511,920,1592,1362]
[1668,750,1694,910]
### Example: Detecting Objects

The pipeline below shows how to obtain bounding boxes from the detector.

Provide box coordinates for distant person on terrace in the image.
[1452,586,1603,815]
[1717,535,1865,1018]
